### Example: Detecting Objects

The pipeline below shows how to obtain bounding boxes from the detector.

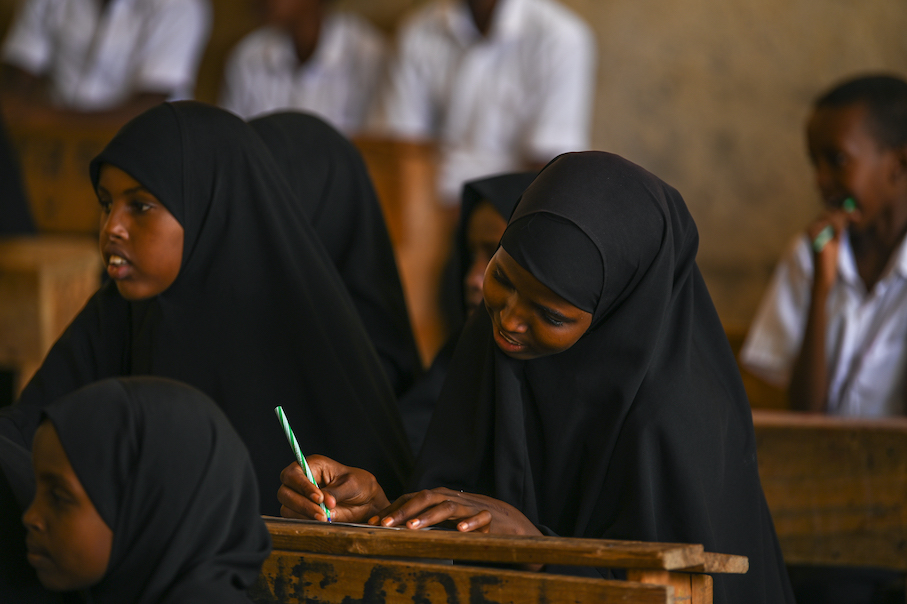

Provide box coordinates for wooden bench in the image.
[753,410,907,571]
[250,517,748,604]
[0,236,100,394]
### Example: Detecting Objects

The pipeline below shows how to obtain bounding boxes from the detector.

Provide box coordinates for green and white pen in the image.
[274,405,331,522]
[813,196,856,252]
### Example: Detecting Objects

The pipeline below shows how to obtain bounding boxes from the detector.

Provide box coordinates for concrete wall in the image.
[4,0,907,328]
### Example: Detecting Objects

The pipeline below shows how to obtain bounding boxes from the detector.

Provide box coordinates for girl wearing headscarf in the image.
[401,171,537,453]
[248,111,422,398]
[0,102,414,514]
[23,377,271,603]
[278,152,795,603]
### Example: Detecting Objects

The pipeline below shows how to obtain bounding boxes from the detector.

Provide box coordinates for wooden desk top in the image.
[264,517,747,574]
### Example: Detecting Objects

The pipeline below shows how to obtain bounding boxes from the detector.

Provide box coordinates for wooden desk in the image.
[250,518,748,604]
[0,236,100,393]
[753,410,907,571]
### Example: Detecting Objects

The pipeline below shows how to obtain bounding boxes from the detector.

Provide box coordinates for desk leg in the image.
[626,570,713,604]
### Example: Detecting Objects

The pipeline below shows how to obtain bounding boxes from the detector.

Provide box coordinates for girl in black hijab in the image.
[23,377,271,603]
[0,102,414,514]
[400,171,537,453]
[248,112,422,398]
[278,152,795,603]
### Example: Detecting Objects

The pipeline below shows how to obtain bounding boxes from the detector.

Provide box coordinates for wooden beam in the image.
[250,550,672,604]
[265,517,705,570]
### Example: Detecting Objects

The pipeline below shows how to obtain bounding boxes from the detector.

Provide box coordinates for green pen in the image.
[274,406,331,522]
[813,196,856,252]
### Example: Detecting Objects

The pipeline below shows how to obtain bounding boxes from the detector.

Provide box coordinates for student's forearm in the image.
[788,284,830,412]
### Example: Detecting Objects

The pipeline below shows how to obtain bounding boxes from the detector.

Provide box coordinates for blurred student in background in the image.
[0,0,211,121]
[369,0,595,210]
[220,0,385,135]
[741,74,907,417]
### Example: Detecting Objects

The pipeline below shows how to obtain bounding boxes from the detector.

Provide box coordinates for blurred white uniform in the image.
[2,0,211,111]
[741,232,907,417]
[370,0,596,205]
[220,12,386,135]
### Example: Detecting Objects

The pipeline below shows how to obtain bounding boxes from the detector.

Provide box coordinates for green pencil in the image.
[274,406,331,522]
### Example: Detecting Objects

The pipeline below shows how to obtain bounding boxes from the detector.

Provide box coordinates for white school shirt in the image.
[219,13,386,135]
[370,0,596,205]
[1,0,211,111]
[740,232,907,417]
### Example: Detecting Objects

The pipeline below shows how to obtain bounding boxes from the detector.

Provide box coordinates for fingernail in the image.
[409,518,421,527]
[458,522,468,531]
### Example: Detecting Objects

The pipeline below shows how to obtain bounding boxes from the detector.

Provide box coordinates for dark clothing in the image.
[402,171,536,453]
[0,102,414,514]
[414,152,795,603]
[43,377,271,604]
[249,112,422,399]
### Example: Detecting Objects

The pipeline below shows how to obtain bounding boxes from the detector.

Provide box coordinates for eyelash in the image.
[542,313,564,327]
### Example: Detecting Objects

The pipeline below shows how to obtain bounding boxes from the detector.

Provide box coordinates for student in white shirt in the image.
[741,75,907,417]
[369,0,596,207]
[219,0,385,135]
[1,0,210,117]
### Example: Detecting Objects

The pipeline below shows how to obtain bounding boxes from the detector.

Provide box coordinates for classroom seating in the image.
[753,410,907,572]
[0,236,101,394]
[250,517,748,604]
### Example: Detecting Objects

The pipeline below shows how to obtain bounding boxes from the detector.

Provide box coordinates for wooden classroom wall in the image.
[4,0,907,332]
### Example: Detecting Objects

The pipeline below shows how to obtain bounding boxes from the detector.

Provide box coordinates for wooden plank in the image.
[8,123,117,236]
[0,236,100,391]
[680,552,748,574]
[627,571,713,604]
[265,518,705,570]
[753,410,907,570]
[250,550,672,604]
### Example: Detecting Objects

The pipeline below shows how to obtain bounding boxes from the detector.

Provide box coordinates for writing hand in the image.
[278,455,389,523]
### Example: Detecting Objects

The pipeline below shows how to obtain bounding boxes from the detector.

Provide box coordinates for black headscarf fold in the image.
[414,152,794,603]
[2,102,414,513]
[249,112,422,397]
[44,377,271,604]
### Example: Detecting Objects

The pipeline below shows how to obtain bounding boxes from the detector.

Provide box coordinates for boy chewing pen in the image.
[741,74,907,417]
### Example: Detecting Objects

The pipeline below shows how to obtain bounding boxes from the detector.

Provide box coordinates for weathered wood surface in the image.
[8,123,116,236]
[0,236,100,392]
[250,550,672,604]
[628,570,713,604]
[265,517,708,570]
[753,410,907,570]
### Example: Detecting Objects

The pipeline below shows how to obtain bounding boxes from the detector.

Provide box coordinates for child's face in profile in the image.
[483,247,592,360]
[464,200,508,313]
[22,422,113,591]
[807,102,905,234]
[97,164,184,300]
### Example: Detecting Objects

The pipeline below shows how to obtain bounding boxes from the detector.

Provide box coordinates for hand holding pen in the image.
[807,196,858,293]
[274,406,331,522]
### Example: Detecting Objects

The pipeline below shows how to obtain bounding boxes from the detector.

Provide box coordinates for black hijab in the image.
[43,377,270,604]
[1,102,414,513]
[414,152,794,603]
[248,112,422,397]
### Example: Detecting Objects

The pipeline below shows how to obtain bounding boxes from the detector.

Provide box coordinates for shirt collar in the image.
[442,0,524,47]
[263,15,343,72]
[838,229,907,288]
